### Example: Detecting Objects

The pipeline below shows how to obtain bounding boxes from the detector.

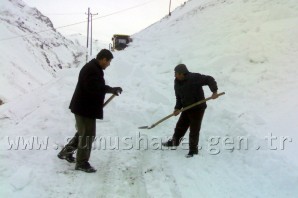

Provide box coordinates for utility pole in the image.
[86,8,90,48]
[85,8,98,61]
[169,0,172,16]
[85,8,90,62]
[90,12,98,56]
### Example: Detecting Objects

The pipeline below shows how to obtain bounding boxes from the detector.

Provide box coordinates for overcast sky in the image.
[23,0,187,43]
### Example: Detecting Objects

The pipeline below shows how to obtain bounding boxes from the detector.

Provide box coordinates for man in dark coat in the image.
[58,49,122,173]
[162,64,219,158]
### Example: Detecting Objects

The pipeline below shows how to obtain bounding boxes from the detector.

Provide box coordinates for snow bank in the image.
[0,0,298,197]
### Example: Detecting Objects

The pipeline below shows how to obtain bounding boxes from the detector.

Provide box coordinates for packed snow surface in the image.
[1,0,298,197]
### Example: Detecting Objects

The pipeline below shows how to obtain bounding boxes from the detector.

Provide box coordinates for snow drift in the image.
[0,0,298,197]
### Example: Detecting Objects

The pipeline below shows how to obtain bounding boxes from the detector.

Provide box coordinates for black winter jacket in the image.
[69,59,112,119]
[174,72,218,110]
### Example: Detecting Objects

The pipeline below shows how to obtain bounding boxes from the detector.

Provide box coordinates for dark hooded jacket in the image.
[69,59,112,119]
[174,72,218,110]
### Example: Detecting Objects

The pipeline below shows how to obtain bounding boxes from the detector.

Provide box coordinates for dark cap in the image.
[174,64,189,74]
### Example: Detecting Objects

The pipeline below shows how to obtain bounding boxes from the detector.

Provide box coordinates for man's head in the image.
[96,49,113,70]
[174,64,189,81]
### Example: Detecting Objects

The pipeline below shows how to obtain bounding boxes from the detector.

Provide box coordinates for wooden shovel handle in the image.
[180,92,225,112]
[103,94,116,108]
[149,92,225,128]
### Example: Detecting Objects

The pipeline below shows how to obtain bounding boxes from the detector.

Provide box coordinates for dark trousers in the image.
[172,108,205,151]
[64,114,96,164]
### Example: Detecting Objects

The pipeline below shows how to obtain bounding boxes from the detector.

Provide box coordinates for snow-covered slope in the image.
[1,0,298,197]
[67,33,108,50]
[129,0,298,160]
[0,0,85,102]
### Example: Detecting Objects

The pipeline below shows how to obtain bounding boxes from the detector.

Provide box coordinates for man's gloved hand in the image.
[111,87,123,96]
[211,91,219,99]
[173,109,181,116]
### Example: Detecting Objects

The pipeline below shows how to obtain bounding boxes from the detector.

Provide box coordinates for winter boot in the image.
[75,162,97,173]
[185,150,198,158]
[162,139,178,147]
[57,147,76,163]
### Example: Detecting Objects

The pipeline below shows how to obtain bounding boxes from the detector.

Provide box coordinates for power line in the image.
[44,13,84,16]
[0,0,158,42]
[92,0,154,21]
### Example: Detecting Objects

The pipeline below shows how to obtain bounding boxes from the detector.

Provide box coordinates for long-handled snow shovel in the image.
[103,94,116,107]
[139,92,225,129]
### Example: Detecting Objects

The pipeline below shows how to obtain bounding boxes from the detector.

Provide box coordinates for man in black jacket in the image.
[58,49,122,173]
[162,64,219,158]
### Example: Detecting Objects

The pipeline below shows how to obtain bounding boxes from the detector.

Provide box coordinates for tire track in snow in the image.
[95,124,149,198]
[160,151,183,198]
[141,147,183,198]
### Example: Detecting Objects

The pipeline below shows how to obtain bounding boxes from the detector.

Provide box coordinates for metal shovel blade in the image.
[138,124,155,129]
[138,126,149,129]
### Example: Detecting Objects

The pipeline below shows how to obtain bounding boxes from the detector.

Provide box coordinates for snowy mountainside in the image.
[128,0,298,149]
[107,0,298,195]
[0,0,298,198]
[0,0,85,102]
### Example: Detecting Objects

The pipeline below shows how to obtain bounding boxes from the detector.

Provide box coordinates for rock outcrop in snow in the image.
[0,0,85,101]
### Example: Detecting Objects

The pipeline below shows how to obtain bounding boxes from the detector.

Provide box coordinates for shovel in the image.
[103,94,116,107]
[139,92,225,129]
